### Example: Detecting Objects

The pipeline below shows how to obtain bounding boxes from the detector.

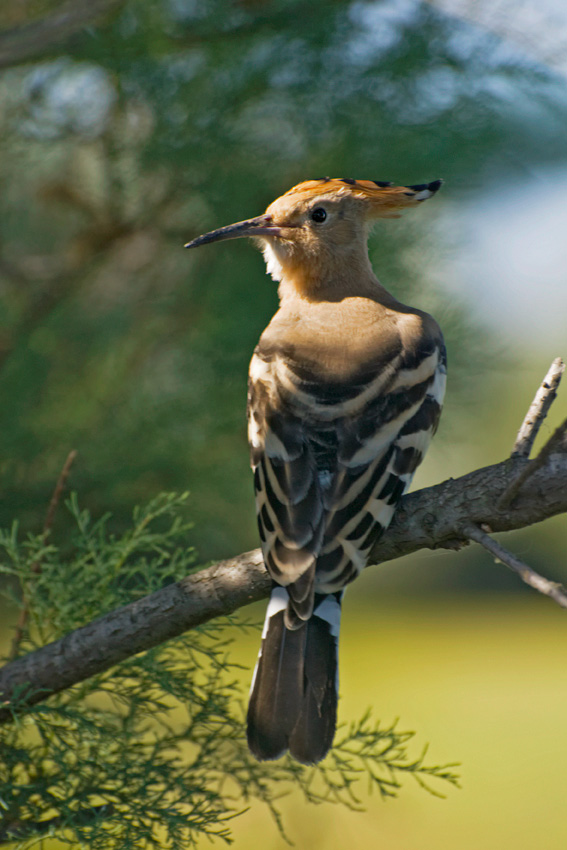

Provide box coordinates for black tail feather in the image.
[288,615,338,764]
[247,588,340,764]
[247,608,306,760]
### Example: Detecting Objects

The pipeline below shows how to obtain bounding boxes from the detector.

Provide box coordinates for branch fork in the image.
[461,357,567,607]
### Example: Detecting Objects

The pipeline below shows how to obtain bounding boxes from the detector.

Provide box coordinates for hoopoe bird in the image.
[185,177,446,764]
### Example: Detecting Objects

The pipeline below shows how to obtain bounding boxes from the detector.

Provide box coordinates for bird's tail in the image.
[246,587,341,765]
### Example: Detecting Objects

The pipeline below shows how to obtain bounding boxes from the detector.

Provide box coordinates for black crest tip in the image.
[407,179,443,194]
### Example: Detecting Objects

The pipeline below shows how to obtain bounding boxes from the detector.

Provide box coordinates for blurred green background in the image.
[1,0,567,847]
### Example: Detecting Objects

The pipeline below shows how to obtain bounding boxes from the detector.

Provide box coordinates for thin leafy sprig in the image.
[0,493,458,848]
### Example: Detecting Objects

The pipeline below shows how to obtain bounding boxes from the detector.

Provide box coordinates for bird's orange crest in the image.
[280,177,443,216]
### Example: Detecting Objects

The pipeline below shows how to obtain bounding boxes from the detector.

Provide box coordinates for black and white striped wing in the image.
[316,344,446,592]
[248,339,446,611]
[248,354,325,621]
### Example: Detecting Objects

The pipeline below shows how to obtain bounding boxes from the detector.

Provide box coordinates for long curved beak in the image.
[184,214,288,249]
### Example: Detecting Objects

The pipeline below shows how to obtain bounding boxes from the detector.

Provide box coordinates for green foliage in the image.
[0,494,459,848]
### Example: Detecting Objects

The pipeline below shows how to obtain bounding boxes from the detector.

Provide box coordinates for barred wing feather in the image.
[247,339,446,614]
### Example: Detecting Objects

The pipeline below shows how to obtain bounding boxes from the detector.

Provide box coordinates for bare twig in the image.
[8,450,78,662]
[510,357,564,458]
[500,417,567,509]
[43,450,78,535]
[462,522,567,609]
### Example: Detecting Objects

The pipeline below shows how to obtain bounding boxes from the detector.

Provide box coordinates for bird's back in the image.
[248,290,446,601]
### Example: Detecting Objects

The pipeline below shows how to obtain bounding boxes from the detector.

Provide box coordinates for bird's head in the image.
[185,177,442,297]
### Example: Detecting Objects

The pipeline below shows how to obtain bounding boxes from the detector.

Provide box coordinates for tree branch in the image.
[461,522,567,609]
[8,450,77,662]
[499,416,567,509]
[510,357,564,458]
[0,0,125,70]
[1,359,567,721]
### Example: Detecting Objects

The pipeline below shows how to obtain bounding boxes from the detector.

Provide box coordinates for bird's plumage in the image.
[185,177,446,764]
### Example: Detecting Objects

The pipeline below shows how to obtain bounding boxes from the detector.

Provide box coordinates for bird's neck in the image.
[262,240,387,304]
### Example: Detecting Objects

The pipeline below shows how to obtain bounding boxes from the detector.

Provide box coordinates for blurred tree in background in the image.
[1,2,567,848]
[1,0,566,568]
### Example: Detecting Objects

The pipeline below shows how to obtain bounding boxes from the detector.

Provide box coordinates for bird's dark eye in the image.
[310,207,327,223]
